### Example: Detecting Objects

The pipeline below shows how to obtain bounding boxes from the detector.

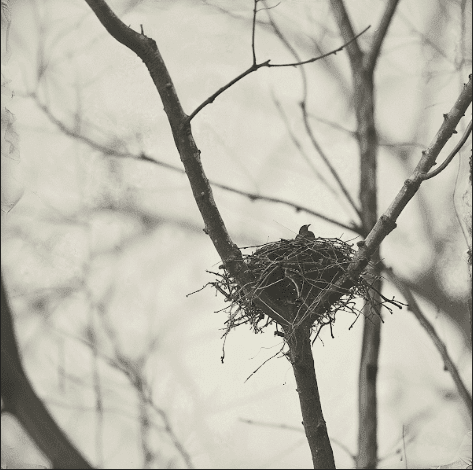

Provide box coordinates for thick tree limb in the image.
[1,275,93,469]
[285,326,336,468]
[83,0,290,328]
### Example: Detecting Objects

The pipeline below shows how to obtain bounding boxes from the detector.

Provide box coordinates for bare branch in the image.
[272,95,341,197]
[251,0,258,65]
[209,181,359,232]
[33,94,360,234]
[384,266,473,420]
[329,1,364,70]
[307,75,473,322]
[330,5,381,465]
[267,26,370,67]
[300,101,362,222]
[84,0,292,327]
[420,119,472,180]
[1,276,93,469]
[185,62,267,123]
[186,26,370,123]
[365,0,401,73]
[82,2,360,466]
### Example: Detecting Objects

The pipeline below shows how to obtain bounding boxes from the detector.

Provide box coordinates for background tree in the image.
[1,0,471,468]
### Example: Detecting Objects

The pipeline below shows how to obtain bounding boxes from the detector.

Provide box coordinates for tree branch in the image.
[306,75,473,331]
[84,0,290,329]
[82,2,370,467]
[420,119,472,180]
[301,101,363,221]
[32,93,360,234]
[365,0,401,74]
[383,266,472,420]
[329,1,364,70]
[185,25,369,123]
[330,2,381,466]
[1,275,93,469]
[285,325,336,468]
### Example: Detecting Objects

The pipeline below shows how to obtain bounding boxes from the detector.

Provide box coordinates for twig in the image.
[84,0,291,333]
[212,182,359,232]
[264,8,358,221]
[420,119,472,180]
[251,0,258,65]
[271,94,341,197]
[263,2,362,224]
[32,94,361,234]
[267,26,370,67]
[300,101,362,221]
[92,321,195,469]
[240,417,356,461]
[263,1,307,97]
[384,266,473,419]
[185,25,370,123]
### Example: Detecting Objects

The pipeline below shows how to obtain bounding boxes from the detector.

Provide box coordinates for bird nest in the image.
[207,235,397,339]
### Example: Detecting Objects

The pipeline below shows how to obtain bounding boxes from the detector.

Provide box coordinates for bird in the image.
[296,224,315,240]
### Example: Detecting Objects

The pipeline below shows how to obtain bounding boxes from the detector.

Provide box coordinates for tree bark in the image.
[286,325,336,469]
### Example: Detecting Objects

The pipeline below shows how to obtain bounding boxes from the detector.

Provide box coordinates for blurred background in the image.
[1,0,471,468]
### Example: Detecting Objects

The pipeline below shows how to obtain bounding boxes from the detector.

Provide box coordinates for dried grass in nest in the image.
[209,236,395,339]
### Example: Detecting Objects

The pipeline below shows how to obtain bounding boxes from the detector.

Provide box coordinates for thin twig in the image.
[384,266,473,420]
[272,94,340,197]
[267,26,370,67]
[92,321,195,469]
[263,0,307,97]
[265,7,361,225]
[185,26,370,123]
[251,0,258,65]
[32,94,360,234]
[301,101,363,221]
[420,119,472,180]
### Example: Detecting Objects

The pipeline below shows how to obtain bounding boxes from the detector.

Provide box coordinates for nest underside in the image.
[211,236,378,337]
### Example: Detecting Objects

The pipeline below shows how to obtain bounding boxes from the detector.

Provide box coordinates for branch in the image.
[383,266,472,420]
[186,25,370,123]
[33,93,361,234]
[329,1,364,70]
[266,26,370,68]
[82,2,367,467]
[365,0,401,74]
[262,3,361,223]
[1,274,93,469]
[307,75,473,327]
[359,76,472,253]
[85,314,195,468]
[211,182,359,233]
[420,119,472,180]
[84,0,290,328]
[330,3,381,466]
[251,0,258,65]
[285,326,336,468]
[300,101,362,221]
